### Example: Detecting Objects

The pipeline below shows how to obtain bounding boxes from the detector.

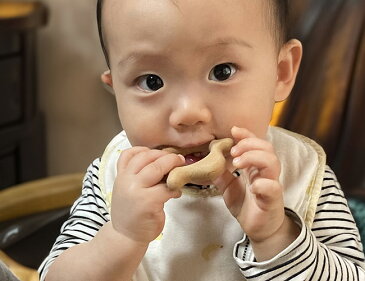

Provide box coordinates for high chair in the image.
[0,174,83,281]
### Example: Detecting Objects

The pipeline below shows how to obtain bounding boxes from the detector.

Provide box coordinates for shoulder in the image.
[69,158,110,219]
[317,166,346,206]
[268,126,327,197]
[84,158,101,181]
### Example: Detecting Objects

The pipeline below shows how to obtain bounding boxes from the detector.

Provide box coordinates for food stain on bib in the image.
[201,243,224,261]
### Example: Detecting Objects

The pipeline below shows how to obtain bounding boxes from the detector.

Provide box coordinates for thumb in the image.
[213,170,237,194]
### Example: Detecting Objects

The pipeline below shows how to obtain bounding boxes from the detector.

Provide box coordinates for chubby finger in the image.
[117,147,150,170]
[249,178,283,207]
[232,150,281,180]
[213,169,238,194]
[231,137,275,158]
[127,149,173,174]
[139,153,185,186]
[231,126,256,140]
[146,183,183,205]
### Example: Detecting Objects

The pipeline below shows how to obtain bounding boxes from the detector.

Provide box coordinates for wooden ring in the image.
[164,138,233,190]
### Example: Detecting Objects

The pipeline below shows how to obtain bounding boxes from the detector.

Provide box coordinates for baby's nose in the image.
[169,95,212,128]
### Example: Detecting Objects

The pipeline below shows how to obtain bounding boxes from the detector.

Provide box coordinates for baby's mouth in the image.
[184,151,209,165]
[160,143,211,165]
[163,138,234,190]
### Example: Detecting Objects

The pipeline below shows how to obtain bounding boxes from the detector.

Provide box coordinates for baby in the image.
[39,0,365,280]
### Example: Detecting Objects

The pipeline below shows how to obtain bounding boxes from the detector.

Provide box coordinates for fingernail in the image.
[233,157,240,166]
[178,154,185,162]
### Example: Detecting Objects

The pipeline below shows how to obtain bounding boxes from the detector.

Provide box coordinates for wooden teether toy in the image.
[164,138,234,190]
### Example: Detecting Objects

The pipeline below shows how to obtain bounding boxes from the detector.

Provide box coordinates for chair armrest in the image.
[0,173,84,222]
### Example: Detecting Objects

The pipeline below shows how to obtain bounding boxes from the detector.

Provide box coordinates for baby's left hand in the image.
[215,126,299,260]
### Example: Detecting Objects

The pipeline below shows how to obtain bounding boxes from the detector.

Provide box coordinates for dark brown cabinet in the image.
[0,2,48,190]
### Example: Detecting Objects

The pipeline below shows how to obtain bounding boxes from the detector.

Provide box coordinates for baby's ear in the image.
[275,39,303,102]
[101,70,114,95]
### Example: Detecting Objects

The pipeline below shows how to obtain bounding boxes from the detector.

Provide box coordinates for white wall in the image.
[34,0,121,175]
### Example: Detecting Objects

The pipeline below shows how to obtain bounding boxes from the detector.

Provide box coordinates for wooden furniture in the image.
[273,0,365,197]
[0,2,48,191]
[0,173,83,281]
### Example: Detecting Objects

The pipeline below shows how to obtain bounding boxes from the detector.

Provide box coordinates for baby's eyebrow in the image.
[117,37,252,68]
[118,52,171,68]
[201,37,253,50]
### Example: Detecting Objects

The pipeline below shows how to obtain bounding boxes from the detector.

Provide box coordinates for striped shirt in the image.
[39,159,365,280]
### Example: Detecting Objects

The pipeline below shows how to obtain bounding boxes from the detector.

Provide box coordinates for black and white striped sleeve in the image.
[38,158,110,281]
[234,166,365,280]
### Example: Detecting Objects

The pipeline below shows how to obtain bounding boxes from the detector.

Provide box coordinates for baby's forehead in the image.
[103,0,270,30]
[103,0,269,18]
[101,0,279,64]
[103,0,274,36]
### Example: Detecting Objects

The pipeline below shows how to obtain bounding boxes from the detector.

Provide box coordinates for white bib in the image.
[98,127,326,281]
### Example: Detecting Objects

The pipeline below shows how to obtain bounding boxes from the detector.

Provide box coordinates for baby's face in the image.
[104,0,284,148]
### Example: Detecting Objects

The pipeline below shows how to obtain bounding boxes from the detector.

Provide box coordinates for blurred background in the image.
[0,0,120,185]
[33,0,121,175]
[0,1,121,279]
[0,0,364,280]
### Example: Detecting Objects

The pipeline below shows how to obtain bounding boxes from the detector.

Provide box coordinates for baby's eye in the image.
[137,74,164,92]
[209,63,237,82]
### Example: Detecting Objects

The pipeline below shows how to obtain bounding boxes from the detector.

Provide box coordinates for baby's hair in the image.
[96,0,289,68]
[267,0,290,49]
[96,0,108,66]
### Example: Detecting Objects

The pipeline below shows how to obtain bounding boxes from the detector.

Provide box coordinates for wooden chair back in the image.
[274,0,365,197]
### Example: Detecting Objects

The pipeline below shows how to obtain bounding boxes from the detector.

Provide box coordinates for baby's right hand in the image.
[111,147,185,245]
